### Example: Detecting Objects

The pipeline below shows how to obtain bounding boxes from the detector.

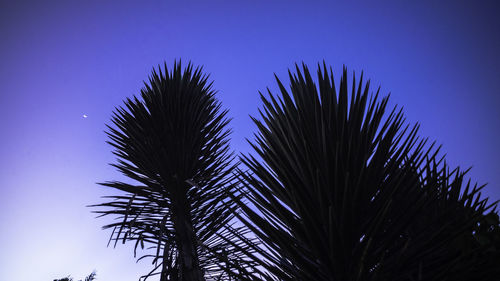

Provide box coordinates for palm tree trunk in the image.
[174,213,204,281]
[171,183,205,281]
[160,244,176,281]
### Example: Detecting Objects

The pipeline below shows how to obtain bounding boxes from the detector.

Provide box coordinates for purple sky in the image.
[1,1,499,280]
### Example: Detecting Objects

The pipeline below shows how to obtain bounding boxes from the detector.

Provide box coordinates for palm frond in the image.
[233,62,499,281]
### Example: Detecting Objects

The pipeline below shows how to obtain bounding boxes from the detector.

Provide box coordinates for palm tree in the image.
[92,61,252,281]
[230,63,499,280]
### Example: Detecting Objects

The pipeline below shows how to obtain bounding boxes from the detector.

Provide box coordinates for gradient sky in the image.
[1,1,500,280]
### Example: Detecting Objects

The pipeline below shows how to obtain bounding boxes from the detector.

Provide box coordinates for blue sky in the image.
[1,1,499,280]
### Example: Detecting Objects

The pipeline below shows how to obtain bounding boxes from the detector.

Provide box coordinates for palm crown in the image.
[231,63,499,281]
[92,62,251,281]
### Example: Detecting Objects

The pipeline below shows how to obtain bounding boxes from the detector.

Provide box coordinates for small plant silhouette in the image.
[54,271,96,281]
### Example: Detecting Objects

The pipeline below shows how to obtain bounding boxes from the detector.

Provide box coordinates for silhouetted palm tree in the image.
[230,63,499,281]
[92,62,252,281]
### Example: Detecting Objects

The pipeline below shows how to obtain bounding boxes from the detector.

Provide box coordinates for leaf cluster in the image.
[230,63,500,281]
[92,62,255,280]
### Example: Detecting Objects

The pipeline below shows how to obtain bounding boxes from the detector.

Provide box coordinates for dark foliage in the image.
[54,271,96,281]
[91,62,254,281]
[230,63,500,281]
[91,61,500,281]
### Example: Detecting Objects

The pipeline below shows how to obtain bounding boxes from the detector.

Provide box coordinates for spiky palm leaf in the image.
[231,63,499,281]
[91,61,253,281]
